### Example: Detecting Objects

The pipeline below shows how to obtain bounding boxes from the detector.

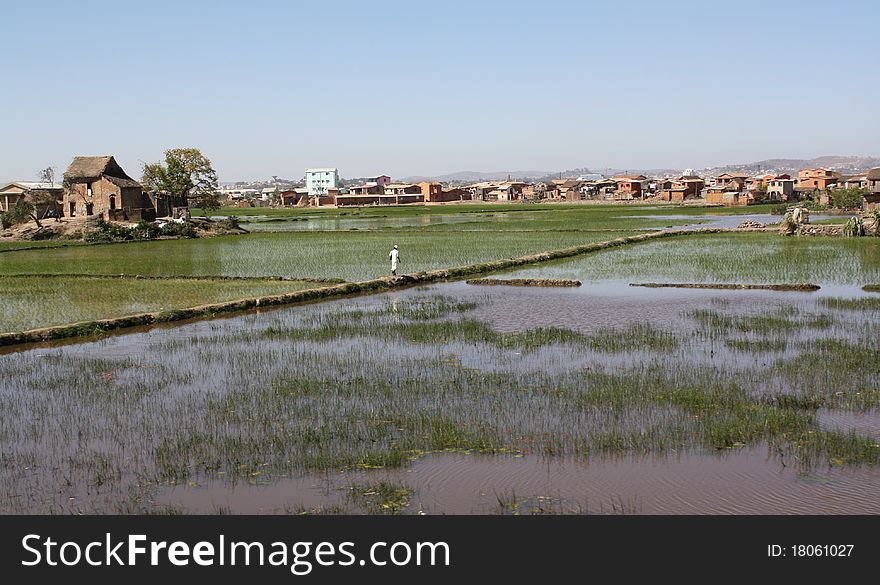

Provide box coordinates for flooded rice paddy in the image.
[1,267,877,514]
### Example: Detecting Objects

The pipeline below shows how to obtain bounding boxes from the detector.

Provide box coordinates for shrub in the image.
[830,187,867,211]
[219,215,240,230]
[83,219,135,243]
[160,221,198,238]
[842,216,865,237]
[131,219,161,239]
[83,218,197,242]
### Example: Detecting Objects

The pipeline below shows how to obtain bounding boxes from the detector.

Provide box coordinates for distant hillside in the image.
[400,170,553,183]
[700,155,880,177]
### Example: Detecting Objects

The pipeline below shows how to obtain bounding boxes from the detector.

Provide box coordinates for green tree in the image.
[3,198,40,228]
[829,187,867,210]
[142,148,220,215]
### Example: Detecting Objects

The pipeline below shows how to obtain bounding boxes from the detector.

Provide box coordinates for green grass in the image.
[500,232,880,284]
[0,230,638,282]
[0,240,86,251]
[347,482,413,514]
[0,275,320,332]
[819,297,880,311]
[206,202,781,233]
[0,292,877,513]
[253,299,678,353]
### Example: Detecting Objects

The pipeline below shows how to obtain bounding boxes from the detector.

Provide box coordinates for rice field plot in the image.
[0,276,321,332]
[224,203,782,234]
[497,232,880,285]
[0,229,637,281]
[0,282,877,514]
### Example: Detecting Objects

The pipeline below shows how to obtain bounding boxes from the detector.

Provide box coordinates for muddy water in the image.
[156,450,880,515]
[626,213,843,231]
[1,271,877,514]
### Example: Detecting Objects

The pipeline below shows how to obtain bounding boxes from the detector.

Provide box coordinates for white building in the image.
[305,168,339,196]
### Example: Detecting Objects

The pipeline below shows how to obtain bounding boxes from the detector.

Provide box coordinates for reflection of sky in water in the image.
[20,279,875,398]
[238,213,501,232]
[628,213,843,231]
[154,448,880,514]
[3,278,877,514]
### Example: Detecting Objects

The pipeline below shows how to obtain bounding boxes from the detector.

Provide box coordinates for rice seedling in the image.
[500,233,880,285]
[0,230,638,281]
[0,276,321,332]
[818,297,880,311]
[346,482,413,514]
[0,222,877,513]
[688,307,834,337]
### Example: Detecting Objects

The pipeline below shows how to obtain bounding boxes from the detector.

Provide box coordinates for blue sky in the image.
[1,0,878,182]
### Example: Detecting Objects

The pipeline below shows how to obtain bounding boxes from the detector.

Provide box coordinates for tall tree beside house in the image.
[1,199,37,228]
[38,166,56,186]
[1,166,62,228]
[142,148,220,215]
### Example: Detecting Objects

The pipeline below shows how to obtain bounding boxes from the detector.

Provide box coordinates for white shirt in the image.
[389,248,400,267]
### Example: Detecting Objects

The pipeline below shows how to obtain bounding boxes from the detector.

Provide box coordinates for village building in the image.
[797,168,839,190]
[865,168,880,210]
[840,175,868,190]
[708,172,748,189]
[304,168,339,196]
[62,156,152,221]
[766,177,795,201]
[658,176,705,202]
[612,175,647,199]
[557,180,583,201]
[521,183,546,199]
[381,184,423,204]
[419,182,442,201]
[579,181,601,199]
[420,182,467,203]
[348,182,383,196]
[367,175,392,186]
[463,182,496,201]
[0,181,63,216]
[280,187,309,206]
[705,184,747,205]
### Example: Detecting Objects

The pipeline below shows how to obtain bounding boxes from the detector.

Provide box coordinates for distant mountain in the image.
[400,170,554,183]
[700,155,880,177]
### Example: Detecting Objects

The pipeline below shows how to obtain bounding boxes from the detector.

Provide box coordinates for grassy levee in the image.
[0,228,728,346]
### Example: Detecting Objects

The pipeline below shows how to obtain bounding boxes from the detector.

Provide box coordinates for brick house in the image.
[865,168,880,210]
[367,175,392,186]
[0,181,63,216]
[705,185,746,205]
[658,176,705,202]
[766,178,795,201]
[711,172,749,188]
[797,168,839,190]
[62,156,153,220]
[613,175,647,198]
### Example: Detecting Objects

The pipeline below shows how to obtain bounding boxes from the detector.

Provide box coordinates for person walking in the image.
[389,244,400,276]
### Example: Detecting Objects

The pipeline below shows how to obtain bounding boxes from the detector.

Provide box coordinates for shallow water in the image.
[155,449,880,515]
[628,213,842,231]
[0,253,877,514]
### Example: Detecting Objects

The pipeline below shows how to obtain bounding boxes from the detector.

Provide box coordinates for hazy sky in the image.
[2,0,878,182]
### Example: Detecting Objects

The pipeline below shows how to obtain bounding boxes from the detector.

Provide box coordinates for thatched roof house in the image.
[63,156,141,188]
[62,155,153,221]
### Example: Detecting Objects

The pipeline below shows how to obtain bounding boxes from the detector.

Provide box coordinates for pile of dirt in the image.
[1,216,247,243]
[188,217,248,236]
[1,219,84,242]
[737,219,767,229]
